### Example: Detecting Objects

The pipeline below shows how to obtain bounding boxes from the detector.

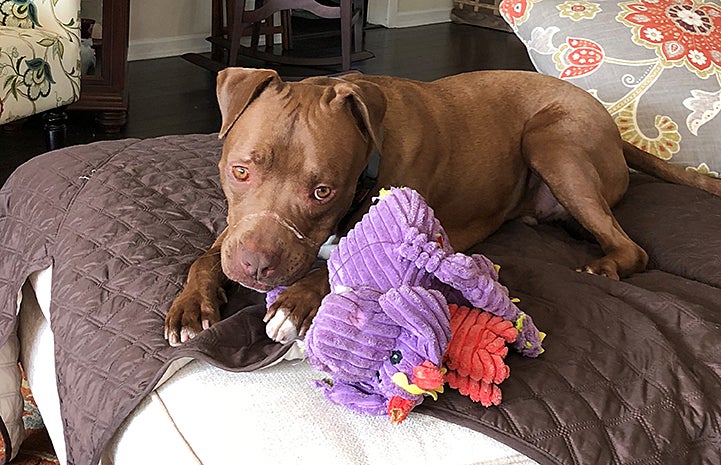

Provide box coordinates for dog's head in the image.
[215,67,386,291]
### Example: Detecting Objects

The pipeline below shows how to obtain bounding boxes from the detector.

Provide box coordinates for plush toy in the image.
[444,303,519,407]
[292,187,544,422]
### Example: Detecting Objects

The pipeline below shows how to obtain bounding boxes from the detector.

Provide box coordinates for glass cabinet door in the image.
[80,0,102,77]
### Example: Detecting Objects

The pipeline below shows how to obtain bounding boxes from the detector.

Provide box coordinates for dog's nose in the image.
[239,248,280,279]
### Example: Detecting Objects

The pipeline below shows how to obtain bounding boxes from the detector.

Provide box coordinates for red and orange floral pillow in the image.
[500,0,721,178]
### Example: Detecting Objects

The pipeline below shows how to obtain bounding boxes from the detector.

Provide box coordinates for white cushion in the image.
[0,289,24,462]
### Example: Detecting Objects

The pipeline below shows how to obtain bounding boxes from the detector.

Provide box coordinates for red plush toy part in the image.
[387,396,416,424]
[444,304,518,407]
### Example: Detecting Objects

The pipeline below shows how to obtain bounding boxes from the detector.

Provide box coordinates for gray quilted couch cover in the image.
[0,134,720,465]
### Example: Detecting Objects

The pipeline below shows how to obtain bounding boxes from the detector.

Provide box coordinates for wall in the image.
[128,0,212,61]
[126,0,451,61]
[368,0,452,28]
[399,0,452,12]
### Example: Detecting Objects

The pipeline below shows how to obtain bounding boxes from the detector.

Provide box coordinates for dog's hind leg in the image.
[520,122,648,279]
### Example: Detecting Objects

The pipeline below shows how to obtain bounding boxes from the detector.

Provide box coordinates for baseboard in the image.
[128,34,211,61]
[391,7,452,28]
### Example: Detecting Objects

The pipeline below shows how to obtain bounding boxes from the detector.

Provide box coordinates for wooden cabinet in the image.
[70,0,130,133]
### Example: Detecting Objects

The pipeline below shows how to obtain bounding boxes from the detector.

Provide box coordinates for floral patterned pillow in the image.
[500,0,721,178]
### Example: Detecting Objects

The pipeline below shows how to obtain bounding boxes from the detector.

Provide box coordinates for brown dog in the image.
[164,67,720,346]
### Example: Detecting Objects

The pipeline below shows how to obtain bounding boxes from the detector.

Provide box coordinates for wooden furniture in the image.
[202,0,372,72]
[70,0,130,133]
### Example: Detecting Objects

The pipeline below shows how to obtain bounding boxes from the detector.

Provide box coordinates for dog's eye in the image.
[232,166,249,181]
[313,186,333,201]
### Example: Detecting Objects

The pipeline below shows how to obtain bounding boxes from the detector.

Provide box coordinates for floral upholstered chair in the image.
[500,0,721,178]
[0,0,81,149]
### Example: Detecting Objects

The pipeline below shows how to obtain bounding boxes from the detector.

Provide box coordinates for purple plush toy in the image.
[298,187,544,422]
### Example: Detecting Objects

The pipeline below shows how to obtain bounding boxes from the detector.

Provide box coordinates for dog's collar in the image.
[330,72,380,229]
[341,146,380,228]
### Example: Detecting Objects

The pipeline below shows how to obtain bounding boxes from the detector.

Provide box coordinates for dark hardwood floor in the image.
[0,22,534,184]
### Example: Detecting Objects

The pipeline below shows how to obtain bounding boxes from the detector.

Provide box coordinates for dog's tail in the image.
[622,141,721,197]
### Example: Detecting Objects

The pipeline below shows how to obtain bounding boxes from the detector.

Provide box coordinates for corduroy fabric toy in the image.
[299,187,545,422]
[445,303,519,407]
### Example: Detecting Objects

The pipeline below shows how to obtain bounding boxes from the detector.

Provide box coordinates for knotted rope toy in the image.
[298,187,545,422]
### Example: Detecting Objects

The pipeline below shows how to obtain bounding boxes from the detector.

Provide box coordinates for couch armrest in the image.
[0,0,80,39]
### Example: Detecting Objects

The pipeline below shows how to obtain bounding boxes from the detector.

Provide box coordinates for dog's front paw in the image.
[265,309,300,344]
[164,284,227,347]
[264,272,328,343]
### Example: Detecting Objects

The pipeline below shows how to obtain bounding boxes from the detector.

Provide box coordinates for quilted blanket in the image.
[0,135,293,465]
[0,133,720,465]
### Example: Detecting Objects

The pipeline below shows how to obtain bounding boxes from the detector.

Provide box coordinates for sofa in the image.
[0,0,81,148]
[0,1,720,464]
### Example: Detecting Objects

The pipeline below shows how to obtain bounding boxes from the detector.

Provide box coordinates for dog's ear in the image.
[329,80,386,152]
[216,67,280,139]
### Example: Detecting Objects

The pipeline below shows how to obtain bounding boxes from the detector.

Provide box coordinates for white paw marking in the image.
[265,309,299,344]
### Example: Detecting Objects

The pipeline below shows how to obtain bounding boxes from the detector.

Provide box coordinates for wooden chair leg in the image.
[211,0,224,62]
[353,0,364,53]
[251,21,262,50]
[229,0,246,66]
[263,17,274,49]
[340,0,352,71]
[281,9,292,51]
[43,108,67,151]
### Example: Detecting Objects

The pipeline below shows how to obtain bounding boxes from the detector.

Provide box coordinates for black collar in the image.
[339,146,380,230]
